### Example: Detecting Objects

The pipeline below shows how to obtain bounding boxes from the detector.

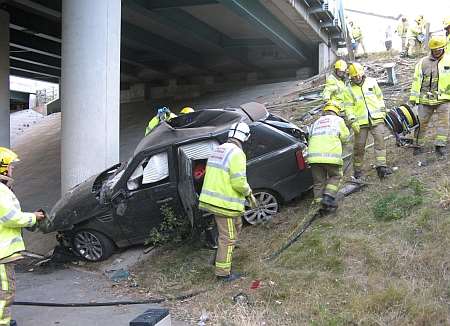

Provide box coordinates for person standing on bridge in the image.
[346,63,391,179]
[0,147,46,326]
[199,122,257,282]
[410,35,450,157]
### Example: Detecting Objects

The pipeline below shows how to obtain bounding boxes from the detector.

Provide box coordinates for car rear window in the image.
[243,123,292,160]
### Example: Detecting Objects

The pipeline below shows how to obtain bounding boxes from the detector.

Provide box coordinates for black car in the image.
[42,102,313,261]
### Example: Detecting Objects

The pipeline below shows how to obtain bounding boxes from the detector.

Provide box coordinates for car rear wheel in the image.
[243,190,279,225]
[71,230,114,262]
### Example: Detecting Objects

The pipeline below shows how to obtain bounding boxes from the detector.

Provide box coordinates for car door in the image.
[177,149,197,227]
[112,149,181,245]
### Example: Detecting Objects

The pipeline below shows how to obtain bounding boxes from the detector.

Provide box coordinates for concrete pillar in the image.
[0,11,9,148]
[61,0,121,193]
[318,42,331,73]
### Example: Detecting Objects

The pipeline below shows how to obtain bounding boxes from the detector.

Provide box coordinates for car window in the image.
[243,124,291,160]
[127,152,169,190]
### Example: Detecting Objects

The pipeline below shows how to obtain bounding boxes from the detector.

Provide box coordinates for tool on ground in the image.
[265,208,324,261]
[384,104,420,146]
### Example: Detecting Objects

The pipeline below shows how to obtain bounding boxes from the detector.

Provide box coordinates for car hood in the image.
[40,174,107,233]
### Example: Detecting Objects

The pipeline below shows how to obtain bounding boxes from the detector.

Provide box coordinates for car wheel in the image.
[71,230,114,262]
[243,190,279,225]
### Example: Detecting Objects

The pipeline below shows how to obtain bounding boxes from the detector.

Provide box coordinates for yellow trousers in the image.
[0,264,14,326]
[214,215,242,277]
[415,103,450,147]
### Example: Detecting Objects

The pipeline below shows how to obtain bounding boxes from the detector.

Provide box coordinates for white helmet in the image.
[228,122,250,142]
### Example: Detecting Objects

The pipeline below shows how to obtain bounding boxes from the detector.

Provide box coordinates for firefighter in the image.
[0,147,46,326]
[406,16,425,57]
[396,16,409,56]
[322,60,353,119]
[307,104,350,211]
[349,21,367,57]
[199,122,257,282]
[346,63,391,179]
[180,107,194,114]
[144,107,177,136]
[410,35,450,157]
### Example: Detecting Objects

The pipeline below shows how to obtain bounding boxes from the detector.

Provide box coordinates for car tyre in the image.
[71,229,114,262]
[243,190,280,225]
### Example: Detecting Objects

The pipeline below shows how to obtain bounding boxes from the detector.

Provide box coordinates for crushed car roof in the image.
[134,103,268,154]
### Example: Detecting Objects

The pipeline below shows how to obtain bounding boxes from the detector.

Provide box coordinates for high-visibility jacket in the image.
[307,114,350,166]
[447,34,450,53]
[352,26,363,41]
[199,142,251,217]
[410,53,450,106]
[144,113,177,136]
[0,183,36,261]
[322,74,353,115]
[407,21,422,39]
[396,21,408,37]
[347,77,386,126]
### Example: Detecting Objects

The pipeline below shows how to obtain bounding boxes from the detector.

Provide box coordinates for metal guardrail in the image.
[36,86,59,106]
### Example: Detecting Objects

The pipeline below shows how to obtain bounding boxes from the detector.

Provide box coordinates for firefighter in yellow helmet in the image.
[307,104,350,211]
[0,147,46,326]
[346,63,391,179]
[410,35,450,157]
[322,60,353,122]
[199,122,256,282]
[444,17,450,53]
[406,16,425,57]
[144,107,177,136]
[180,107,194,114]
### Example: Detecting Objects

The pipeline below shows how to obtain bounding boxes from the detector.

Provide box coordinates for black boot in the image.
[10,320,17,326]
[353,170,363,179]
[435,146,448,158]
[321,194,337,212]
[376,166,393,178]
[413,146,424,156]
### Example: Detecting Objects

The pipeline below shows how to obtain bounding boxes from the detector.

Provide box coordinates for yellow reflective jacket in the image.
[352,26,363,40]
[144,113,177,136]
[307,114,350,166]
[322,74,353,116]
[410,53,450,105]
[199,142,251,217]
[0,183,36,261]
[447,34,450,53]
[407,21,422,39]
[396,21,408,37]
[346,77,386,126]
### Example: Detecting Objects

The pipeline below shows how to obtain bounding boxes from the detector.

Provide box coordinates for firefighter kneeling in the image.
[199,122,257,282]
[307,104,350,211]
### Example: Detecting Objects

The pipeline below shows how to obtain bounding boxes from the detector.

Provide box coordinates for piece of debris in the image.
[198,309,209,326]
[105,268,130,283]
[232,292,249,305]
[250,280,261,290]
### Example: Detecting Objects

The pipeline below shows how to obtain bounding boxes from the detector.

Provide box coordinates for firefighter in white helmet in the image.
[0,147,46,326]
[199,122,256,282]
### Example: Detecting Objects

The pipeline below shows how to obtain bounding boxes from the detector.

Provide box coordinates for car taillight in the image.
[295,149,307,170]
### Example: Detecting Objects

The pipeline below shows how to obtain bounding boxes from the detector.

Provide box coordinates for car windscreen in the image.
[243,123,294,160]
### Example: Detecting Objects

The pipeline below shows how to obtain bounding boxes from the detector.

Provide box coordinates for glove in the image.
[351,122,360,134]
[157,107,169,118]
[247,193,258,209]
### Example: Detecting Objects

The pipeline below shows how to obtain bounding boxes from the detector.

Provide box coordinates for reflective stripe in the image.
[207,162,229,172]
[0,209,16,223]
[0,265,8,291]
[215,261,231,269]
[0,300,9,324]
[325,184,338,191]
[436,135,447,141]
[230,172,246,179]
[308,152,342,159]
[0,236,22,250]
[311,130,340,137]
[201,190,246,205]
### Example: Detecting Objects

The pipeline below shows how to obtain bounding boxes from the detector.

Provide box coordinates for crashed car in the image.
[42,102,313,261]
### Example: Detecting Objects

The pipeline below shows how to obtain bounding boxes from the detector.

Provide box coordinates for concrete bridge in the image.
[0,0,346,193]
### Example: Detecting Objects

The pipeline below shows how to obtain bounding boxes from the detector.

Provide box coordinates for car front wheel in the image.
[243,190,279,225]
[71,230,114,262]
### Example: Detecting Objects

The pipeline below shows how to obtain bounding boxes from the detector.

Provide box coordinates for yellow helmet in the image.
[347,62,364,78]
[180,107,194,114]
[323,103,340,115]
[415,15,423,22]
[428,36,446,50]
[0,147,19,175]
[443,17,450,28]
[334,59,347,72]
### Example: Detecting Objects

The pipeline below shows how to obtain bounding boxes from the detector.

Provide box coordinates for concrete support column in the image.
[0,11,9,148]
[61,0,121,193]
[318,42,332,73]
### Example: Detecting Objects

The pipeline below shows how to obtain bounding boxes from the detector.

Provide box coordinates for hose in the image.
[13,290,203,307]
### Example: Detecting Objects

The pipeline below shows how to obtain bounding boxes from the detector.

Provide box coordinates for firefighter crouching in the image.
[410,35,450,157]
[0,147,46,326]
[346,62,391,179]
[199,122,257,282]
[307,104,350,211]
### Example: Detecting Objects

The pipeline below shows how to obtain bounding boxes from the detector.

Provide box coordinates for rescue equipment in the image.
[384,104,420,145]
